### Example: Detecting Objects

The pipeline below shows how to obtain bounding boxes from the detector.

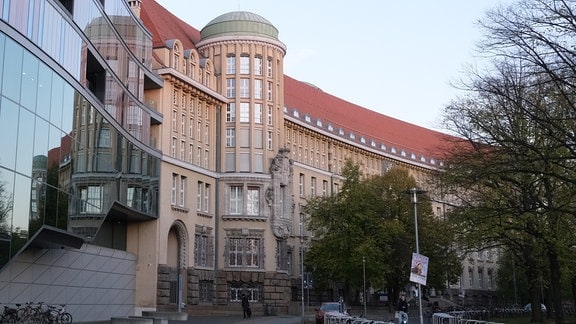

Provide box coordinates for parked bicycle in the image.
[0,302,72,324]
[38,304,72,324]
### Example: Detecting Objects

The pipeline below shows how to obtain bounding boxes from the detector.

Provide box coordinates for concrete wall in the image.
[0,244,137,322]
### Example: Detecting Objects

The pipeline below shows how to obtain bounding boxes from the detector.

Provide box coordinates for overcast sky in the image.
[156,0,514,131]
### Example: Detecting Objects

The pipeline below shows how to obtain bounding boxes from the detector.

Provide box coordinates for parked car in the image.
[315,302,349,324]
[524,303,547,312]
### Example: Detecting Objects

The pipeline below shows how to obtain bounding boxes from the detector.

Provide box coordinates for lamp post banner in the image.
[409,253,429,285]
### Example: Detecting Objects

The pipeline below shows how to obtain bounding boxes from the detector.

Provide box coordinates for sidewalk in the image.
[172,315,304,324]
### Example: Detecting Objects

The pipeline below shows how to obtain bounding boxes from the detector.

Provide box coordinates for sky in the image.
[156,0,514,132]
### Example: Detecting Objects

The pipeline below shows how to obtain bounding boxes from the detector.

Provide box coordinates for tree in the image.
[439,1,576,322]
[305,161,460,305]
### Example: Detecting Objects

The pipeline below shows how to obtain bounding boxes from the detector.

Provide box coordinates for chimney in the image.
[127,0,141,18]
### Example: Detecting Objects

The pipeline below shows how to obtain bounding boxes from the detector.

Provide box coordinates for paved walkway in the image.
[172,315,304,324]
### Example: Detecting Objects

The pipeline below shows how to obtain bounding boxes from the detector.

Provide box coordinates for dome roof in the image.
[200,11,279,41]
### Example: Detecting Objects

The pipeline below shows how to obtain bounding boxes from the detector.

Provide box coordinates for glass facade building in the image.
[0,0,161,269]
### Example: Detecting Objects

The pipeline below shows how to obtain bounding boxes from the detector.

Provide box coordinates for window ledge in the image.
[171,205,189,213]
[222,214,267,222]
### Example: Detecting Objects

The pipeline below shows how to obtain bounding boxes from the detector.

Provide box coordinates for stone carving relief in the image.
[269,148,294,238]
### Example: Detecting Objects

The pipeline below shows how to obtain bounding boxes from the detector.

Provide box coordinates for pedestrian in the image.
[241,294,251,318]
[397,294,408,313]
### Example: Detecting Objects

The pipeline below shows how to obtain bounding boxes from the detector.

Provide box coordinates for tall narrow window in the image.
[240,103,249,123]
[204,183,210,212]
[227,103,236,122]
[247,187,259,215]
[267,82,273,101]
[240,78,250,98]
[171,137,177,158]
[240,55,250,74]
[230,185,243,214]
[267,58,272,77]
[299,173,305,197]
[226,56,236,74]
[254,79,262,99]
[311,177,317,197]
[254,103,262,124]
[80,186,102,213]
[267,105,273,125]
[226,128,236,147]
[179,176,186,207]
[226,79,236,98]
[197,181,203,211]
[180,140,185,160]
[171,174,178,205]
[267,131,273,150]
[254,57,262,75]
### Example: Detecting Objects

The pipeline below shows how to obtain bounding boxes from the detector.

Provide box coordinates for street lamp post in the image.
[300,213,305,324]
[363,257,367,318]
[409,188,426,324]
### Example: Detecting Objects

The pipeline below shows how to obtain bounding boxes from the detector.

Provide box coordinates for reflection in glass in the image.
[0,97,19,170]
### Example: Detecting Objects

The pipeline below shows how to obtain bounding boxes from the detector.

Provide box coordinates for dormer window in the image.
[349,133,355,140]
[371,141,376,147]
[316,120,322,127]
[338,129,344,135]
[305,115,311,122]
[328,124,333,131]
[173,43,180,71]
[360,137,366,143]
[410,153,416,159]
[401,150,407,157]
[381,144,386,150]
[293,111,299,117]
[391,147,396,153]
[420,156,426,162]
[430,159,436,165]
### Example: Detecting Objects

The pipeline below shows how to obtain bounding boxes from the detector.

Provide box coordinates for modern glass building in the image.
[0,0,162,320]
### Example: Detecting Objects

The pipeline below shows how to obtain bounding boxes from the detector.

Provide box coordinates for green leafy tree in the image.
[305,161,460,305]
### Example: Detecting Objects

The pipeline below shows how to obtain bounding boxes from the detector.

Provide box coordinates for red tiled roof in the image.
[283,75,451,160]
[140,0,452,163]
[140,0,200,49]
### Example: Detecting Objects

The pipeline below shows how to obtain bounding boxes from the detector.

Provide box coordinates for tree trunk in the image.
[548,248,563,324]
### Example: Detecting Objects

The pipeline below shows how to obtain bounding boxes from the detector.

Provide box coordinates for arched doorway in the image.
[165,221,188,310]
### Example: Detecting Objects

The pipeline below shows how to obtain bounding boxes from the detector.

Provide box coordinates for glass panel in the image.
[61,84,74,134]
[50,73,64,128]
[20,50,39,111]
[0,34,4,90]
[36,63,52,120]
[16,107,35,176]
[0,97,19,170]
[0,169,14,267]
[2,37,23,102]
[12,173,31,236]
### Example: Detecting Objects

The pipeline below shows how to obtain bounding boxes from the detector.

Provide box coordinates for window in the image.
[97,129,111,147]
[181,113,186,134]
[254,57,262,75]
[247,187,259,215]
[189,117,194,138]
[267,105,273,125]
[197,182,203,211]
[194,233,212,267]
[204,183,210,212]
[478,268,483,288]
[171,174,177,205]
[254,79,262,99]
[267,58,272,77]
[172,108,177,131]
[226,56,236,74]
[80,186,102,213]
[267,131,273,150]
[189,143,193,163]
[230,185,243,214]
[196,147,201,165]
[267,82,273,101]
[171,137,177,158]
[322,180,328,196]
[204,149,209,168]
[311,177,316,197]
[468,267,474,287]
[228,237,261,268]
[240,103,249,122]
[254,103,262,124]
[205,124,209,144]
[180,140,185,160]
[173,43,180,70]
[199,280,214,303]
[299,173,305,197]
[179,176,186,207]
[226,103,236,122]
[226,78,236,98]
[240,55,250,74]
[226,128,236,147]
[230,282,260,302]
[240,78,250,98]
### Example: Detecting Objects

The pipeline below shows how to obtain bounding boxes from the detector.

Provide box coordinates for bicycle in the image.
[1,305,18,323]
[39,304,72,324]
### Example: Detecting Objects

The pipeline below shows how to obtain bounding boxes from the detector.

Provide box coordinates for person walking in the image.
[241,294,251,318]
